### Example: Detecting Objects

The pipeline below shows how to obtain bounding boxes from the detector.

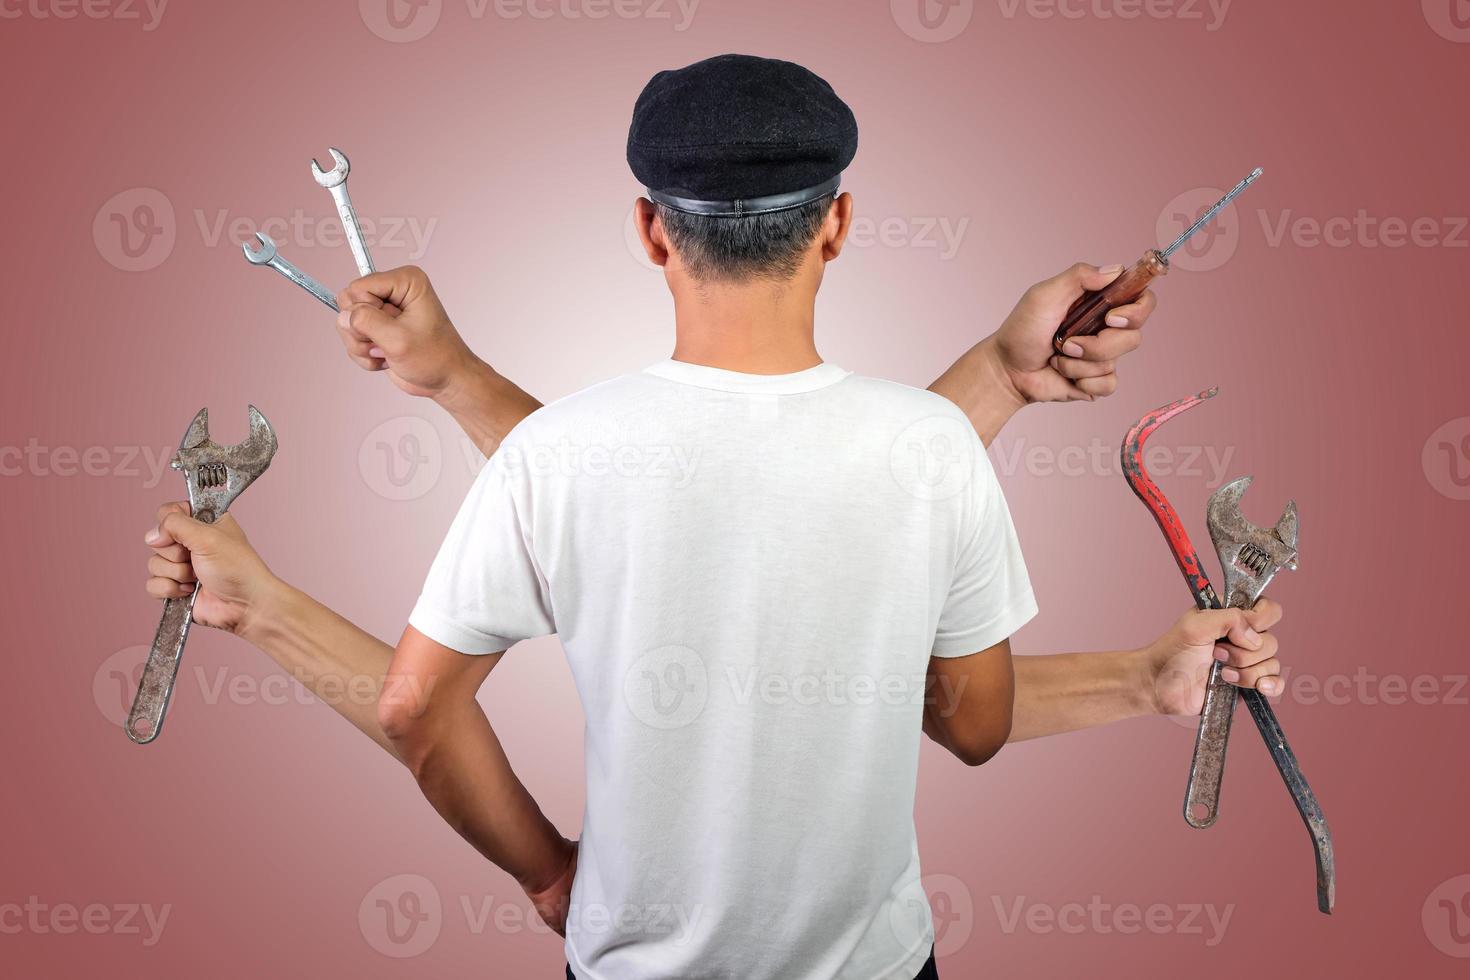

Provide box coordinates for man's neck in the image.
[668,275,822,375]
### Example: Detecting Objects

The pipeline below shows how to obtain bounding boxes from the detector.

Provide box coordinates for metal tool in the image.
[311,147,375,276]
[1188,476,1299,826]
[242,232,339,311]
[1121,390,1335,914]
[126,407,278,744]
[1052,168,1264,354]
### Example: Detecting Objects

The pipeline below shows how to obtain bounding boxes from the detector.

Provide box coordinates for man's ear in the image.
[633,197,670,268]
[822,192,855,262]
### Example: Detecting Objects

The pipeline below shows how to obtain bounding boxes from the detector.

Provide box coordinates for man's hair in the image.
[656,195,835,283]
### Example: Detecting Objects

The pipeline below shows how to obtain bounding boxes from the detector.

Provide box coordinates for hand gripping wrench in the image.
[311,147,375,276]
[1122,390,1335,914]
[126,407,278,744]
[242,232,339,311]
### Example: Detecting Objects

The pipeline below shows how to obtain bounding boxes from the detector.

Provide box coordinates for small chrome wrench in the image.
[127,407,278,744]
[242,232,339,311]
[311,147,375,276]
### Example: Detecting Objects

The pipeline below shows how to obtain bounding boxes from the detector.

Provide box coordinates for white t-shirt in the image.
[410,359,1036,980]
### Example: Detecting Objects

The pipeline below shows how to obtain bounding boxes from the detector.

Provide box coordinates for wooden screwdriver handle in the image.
[1051,249,1170,354]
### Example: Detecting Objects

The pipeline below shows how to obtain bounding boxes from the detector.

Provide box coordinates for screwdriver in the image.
[1052,168,1264,355]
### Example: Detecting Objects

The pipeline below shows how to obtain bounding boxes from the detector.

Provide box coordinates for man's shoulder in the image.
[839,373,973,427]
[500,370,660,445]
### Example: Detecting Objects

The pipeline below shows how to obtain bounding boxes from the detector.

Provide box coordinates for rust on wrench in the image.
[1121,390,1335,914]
[311,147,375,276]
[126,407,277,744]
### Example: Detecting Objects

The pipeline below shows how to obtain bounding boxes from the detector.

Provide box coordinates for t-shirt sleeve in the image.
[408,454,556,655]
[930,435,1037,658]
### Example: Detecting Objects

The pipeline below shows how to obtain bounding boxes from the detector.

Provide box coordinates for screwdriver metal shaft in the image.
[1051,168,1263,355]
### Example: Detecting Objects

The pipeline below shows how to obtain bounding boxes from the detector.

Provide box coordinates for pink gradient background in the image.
[3,0,1468,975]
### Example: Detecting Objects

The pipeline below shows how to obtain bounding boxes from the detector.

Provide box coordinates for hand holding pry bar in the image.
[1052,168,1263,354]
[126,407,277,744]
[1121,390,1335,914]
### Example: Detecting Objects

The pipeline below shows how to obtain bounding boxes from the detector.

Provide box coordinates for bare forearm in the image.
[396,712,569,891]
[1008,649,1156,742]
[435,358,543,458]
[928,336,1027,447]
[240,580,400,757]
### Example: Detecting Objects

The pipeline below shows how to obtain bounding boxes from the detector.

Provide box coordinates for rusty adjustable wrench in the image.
[1122,390,1335,914]
[126,407,277,744]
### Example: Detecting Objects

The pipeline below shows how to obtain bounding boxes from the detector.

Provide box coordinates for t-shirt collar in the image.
[644,358,851,394]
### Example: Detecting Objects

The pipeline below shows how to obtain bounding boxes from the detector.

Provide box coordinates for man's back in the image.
[411,359,1035,979]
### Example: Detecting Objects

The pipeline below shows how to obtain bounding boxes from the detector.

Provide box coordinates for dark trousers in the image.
[567,947,939,979]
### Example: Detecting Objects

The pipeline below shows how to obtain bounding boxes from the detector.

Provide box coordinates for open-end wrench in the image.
[126,407,277,744]
[1121,390,1335,914]
[242,232,339,311]
[311,147,375,276]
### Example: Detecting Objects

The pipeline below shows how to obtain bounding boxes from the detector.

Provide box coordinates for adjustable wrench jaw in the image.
[172,406,278,522]
[1206,476,1299,608]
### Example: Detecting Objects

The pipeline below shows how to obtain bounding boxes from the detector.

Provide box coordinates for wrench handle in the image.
[125,512,216,743]
[333,189,375,277]
[1183,660,1238,828]
[271,257,339,312]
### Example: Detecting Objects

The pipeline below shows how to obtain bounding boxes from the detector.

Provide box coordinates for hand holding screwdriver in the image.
[1052,168,1263,354]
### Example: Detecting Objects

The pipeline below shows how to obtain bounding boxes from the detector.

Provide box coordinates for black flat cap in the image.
[628,54,858,217]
